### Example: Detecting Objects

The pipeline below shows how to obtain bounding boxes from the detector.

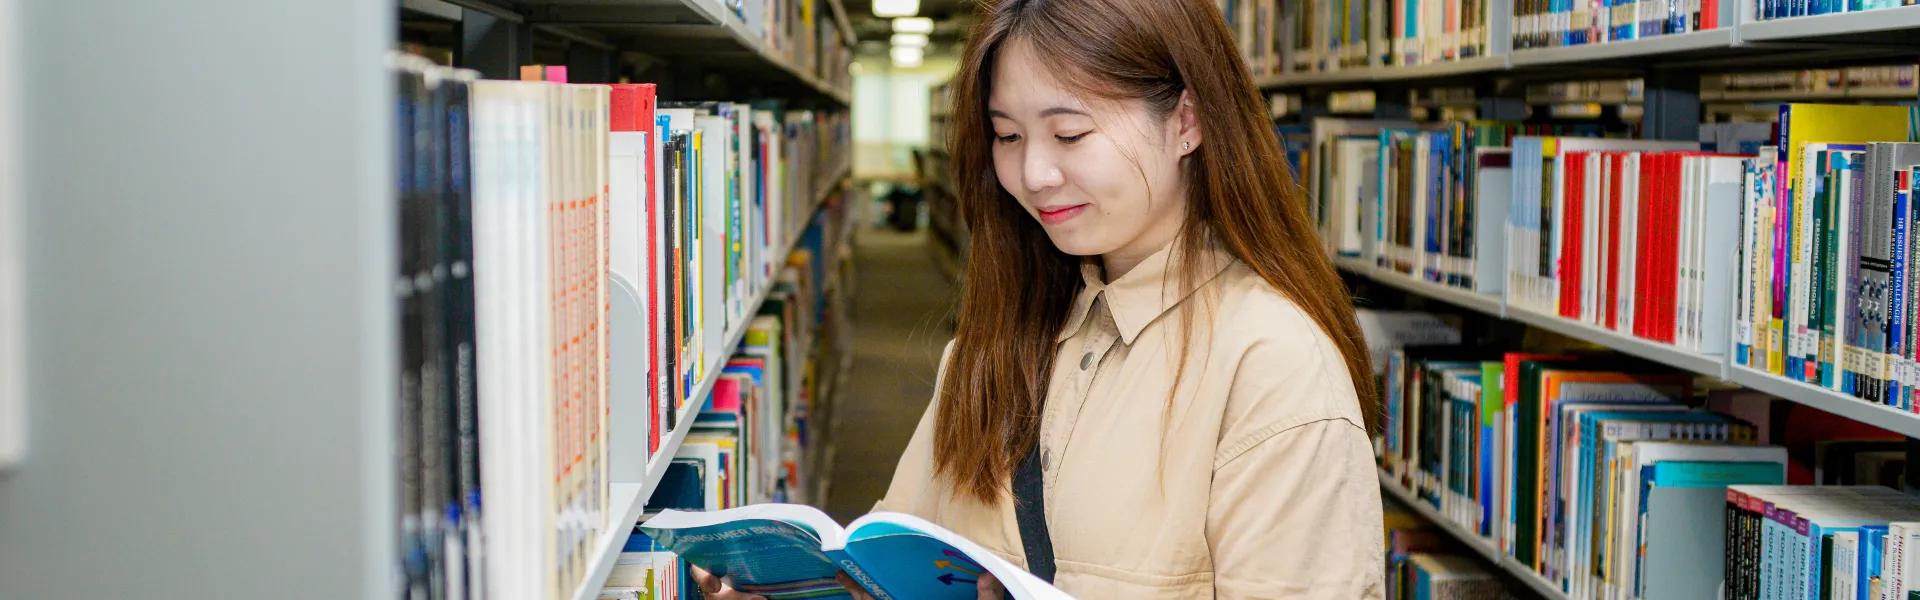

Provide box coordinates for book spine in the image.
[1905,168,1920,411]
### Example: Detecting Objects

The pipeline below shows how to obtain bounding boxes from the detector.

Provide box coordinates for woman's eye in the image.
[1056,132,1089,144]
[994,133,1022,144]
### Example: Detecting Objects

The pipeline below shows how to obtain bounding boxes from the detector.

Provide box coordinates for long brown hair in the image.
[935,0,1378,503]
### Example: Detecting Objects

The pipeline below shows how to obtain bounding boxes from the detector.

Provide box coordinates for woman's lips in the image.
[1037,203,1089,225]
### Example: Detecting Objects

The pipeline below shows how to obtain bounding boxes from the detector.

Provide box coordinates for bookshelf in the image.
[1505,28,1735,67]
[1378,473,1567,600]
[413,0,854,103]
[1739,3,1920,42]
[1253,3,1920,88]
[1333,256,1505,316]
[572,162,852,600]
[1255,55,1511,89]
[1255,6,1920,588]
[1336,262,1730,375]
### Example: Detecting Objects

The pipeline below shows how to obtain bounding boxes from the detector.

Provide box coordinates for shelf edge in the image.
[1377,473,1569,600]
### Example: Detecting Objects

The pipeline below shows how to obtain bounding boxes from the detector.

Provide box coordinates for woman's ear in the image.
[1176,90,1201,157]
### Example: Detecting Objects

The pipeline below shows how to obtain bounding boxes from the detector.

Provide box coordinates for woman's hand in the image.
[688,565,765,600]
[834,571,1005,599]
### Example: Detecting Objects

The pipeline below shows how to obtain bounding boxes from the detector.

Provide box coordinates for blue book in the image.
[1860,525,1888,600]
[642,506,1069,600]
[1890,171,1909,406]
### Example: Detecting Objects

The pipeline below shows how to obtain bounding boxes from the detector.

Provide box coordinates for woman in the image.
[696,0,1384,597]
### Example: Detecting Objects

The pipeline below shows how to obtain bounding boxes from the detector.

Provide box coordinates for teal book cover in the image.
[641,505,1073,600]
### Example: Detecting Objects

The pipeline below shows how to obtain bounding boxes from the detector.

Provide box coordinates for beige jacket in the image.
[877,242,1386,599]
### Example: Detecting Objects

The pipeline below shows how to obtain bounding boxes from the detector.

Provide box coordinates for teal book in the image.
[641,505,1070,600]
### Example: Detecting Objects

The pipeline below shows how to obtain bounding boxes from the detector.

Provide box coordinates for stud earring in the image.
[1182,141,1191,151]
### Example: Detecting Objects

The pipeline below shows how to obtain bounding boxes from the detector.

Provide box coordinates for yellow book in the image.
[1775,103,1910,378]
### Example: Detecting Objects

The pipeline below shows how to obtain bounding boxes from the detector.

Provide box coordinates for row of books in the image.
[1384,501,1524,598]
[1368,307,1907,600]
[597,532,686,600]
[394,57,499,600]
[1511,0,1727,50]
[731,0,853,92]
[1219,0,1495,77]
[1701,65,1920,101]
[1308,117,1610,290]
[1730,106,1919,408]
[646,238,849,518]
[605,83,846,467]
[391,54,851,600]
[397,59,617,600]
[1723,486,1920,600]
[1315,105,1920,385]
[1509,138,1753,356]
[1753,0,1913,21]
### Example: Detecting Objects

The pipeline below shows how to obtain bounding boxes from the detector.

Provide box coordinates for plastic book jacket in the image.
[641,505,1074,600]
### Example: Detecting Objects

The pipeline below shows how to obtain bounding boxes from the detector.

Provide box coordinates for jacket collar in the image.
[1055,239,1235,346]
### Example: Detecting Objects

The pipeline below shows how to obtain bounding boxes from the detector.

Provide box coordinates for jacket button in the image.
[1079,352,1093,370]
[1041,448,1052,471]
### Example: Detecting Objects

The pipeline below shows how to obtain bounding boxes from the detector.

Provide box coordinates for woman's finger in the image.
[976,572,1005,600]
[687,565,765,599]
[690,565,723,595]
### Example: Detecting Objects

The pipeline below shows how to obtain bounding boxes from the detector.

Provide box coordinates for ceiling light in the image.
[890,33,929,47]
[890,45,924,68]
[892,17,934,34]
[873,0,920,17]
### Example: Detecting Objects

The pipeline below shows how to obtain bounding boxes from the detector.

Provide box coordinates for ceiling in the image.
[843,0,979,44]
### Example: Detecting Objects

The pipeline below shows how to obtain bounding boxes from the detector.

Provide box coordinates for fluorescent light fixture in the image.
[890,33,929,47]
[873,0,919,17]
[890,45,924,67]
[892,17,935,34]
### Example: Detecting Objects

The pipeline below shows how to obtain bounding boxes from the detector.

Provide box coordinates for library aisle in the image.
[10,0,1920,599]
[821,227,956,523]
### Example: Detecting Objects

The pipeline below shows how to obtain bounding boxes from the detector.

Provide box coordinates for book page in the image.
[844,512,1076,600]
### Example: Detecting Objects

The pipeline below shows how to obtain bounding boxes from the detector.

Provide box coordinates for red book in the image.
[1651,153,1666,342]
[1634,153,1658,339]
[1560,152,1587,319]
[1652,153,1673,342]
[1603,153,1625,330]
[1661,153,1685,343]
[608,83,661,452]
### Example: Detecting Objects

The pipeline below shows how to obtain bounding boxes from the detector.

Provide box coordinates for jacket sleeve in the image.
[1207,324,1385,599]
[1207,418,1386,599]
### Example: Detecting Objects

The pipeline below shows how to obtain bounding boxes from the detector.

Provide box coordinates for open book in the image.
[639,505,1074,600]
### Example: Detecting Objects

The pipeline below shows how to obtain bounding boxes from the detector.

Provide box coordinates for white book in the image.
[695,115,730,371]
[1333,137,1379,256]
[1619,152,1642,333]
[608,127,650,328]
[1836,531,1861,600]
[1699,156,1748,357]
[1473,148,1512,295]
[1581,152,1603,325]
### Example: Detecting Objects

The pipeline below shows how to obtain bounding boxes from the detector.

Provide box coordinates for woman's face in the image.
[987,39,1196,274]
